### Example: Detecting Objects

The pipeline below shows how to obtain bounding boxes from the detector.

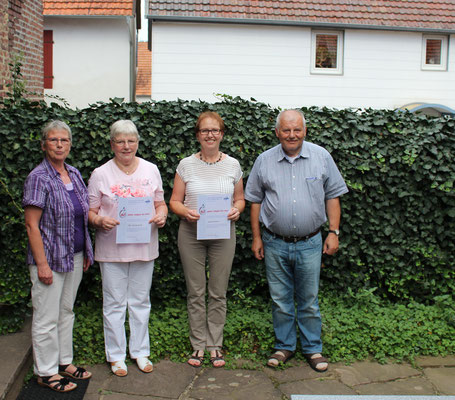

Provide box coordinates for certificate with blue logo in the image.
[197,194,231,240]
[116,196,154,244]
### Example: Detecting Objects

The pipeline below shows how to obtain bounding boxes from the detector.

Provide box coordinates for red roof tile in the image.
[136,42,152,96]
[147,0,455,31]
[44,0,135,16]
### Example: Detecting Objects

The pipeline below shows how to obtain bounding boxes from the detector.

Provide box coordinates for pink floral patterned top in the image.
[88,158,164,262]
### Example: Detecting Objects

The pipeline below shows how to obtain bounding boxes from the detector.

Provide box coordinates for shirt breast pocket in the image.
[305,177,324,205]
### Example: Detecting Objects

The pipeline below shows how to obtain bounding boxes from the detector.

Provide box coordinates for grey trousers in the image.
[178,220,236,351]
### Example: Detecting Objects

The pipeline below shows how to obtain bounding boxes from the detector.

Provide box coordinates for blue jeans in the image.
[263,229,323,354]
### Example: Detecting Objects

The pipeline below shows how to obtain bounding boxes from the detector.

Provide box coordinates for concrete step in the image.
[0,318,32,400]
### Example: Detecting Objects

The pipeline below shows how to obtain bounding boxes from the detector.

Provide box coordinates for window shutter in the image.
[43,30,53,89]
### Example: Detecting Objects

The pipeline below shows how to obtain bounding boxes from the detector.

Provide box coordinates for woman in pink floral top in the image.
[88,120,167,377]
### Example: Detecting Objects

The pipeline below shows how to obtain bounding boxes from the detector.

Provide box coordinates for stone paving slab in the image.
[264,361,337,383]
[281,378,356,397]
[416,356,455,368]
[94,394,170,400]
[356,376,436,396]
[292,396,455,399]
[424,367,455,395]
[334,361,420,386]
[105,360,197,398]
[84,364,112,395]
[188,368,281,400]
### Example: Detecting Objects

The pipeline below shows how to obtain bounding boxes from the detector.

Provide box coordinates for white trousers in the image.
[29,252,83,377]
[99,261,154,362]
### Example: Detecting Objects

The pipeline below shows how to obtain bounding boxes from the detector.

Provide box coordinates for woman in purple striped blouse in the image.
[23,120,94,393]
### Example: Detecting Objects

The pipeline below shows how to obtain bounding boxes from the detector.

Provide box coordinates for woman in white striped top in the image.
[170,111,245,368]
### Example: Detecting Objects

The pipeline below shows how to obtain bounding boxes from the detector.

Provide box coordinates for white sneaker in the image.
[110,361,128,377]
[136,357,153,373]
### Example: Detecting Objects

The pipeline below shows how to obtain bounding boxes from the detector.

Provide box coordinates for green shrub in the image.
[1,96,454,333]
[71,292,455,366]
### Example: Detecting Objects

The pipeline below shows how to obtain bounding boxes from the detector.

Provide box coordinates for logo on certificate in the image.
[119,207,127,218]
[199,203,206,215]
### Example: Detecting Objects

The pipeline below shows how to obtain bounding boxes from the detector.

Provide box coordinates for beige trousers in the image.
[178,220,236,351]
[29,252,83,377]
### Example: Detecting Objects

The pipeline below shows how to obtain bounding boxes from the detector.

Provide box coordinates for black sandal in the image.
[59,364,92,379]
[37,375,77,392]
[210,350,225,368]
[188,350,204,368]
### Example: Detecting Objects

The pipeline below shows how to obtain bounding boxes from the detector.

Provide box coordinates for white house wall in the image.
[44,17,132,108]
[151,22,455,110]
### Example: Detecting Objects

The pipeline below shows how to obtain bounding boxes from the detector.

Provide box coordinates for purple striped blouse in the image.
[23,158,94,272]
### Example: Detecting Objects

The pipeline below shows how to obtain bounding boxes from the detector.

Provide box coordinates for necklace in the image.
[199,152,222,165]
[115,158,137,175]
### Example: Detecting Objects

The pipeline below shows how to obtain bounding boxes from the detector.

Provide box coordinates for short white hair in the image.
[275,109,306,130]
[110,120,140,141]
[41,120,72,144]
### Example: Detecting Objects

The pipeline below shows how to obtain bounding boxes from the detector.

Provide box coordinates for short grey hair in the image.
[275,109,306,130]
[41,120,72,144]
[110,120,140,141]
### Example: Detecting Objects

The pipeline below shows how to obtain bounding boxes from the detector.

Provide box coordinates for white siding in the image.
[151,22,455,110]
[44,17,132,108]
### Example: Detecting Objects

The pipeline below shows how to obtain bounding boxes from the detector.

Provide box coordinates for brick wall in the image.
[0,0,43,99]
[0,2,9,96]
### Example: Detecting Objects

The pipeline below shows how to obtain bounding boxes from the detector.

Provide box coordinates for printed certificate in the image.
[116,196,154,244]
[197,194,231,240]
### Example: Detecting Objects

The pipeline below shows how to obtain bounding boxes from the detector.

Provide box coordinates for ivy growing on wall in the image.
[0,96,454,332]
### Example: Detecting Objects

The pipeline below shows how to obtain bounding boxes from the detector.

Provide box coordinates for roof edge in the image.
[399,103,455,114]
[147,15,455,34]
[43,13,133,18]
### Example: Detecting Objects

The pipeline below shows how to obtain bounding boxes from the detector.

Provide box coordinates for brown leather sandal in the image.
[304,353,329,372]
[188,350,204,368]
[267,349,294,368]
[210,350,225,368]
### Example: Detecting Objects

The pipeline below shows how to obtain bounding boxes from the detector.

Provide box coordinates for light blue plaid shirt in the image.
[245,142,348,237]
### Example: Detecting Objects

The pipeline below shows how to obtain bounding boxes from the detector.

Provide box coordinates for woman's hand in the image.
[185,209,200,222]
[227,207,241,221]
[97,215,120,231]
[83,257,91,272]
[37,263,53,285]
[150,213,167,228]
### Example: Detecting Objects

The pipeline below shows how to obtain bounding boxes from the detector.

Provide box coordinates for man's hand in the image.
[323,234,339,255]
[252,236,264,260]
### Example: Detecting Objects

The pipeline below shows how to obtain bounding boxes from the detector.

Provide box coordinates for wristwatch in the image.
[328,229,340,236]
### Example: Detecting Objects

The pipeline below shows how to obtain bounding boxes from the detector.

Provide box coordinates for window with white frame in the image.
[311,30,344,74]
[422,35,448,71]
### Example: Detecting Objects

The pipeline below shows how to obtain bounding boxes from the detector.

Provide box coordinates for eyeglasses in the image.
[47,138,71,145]
[199,129,222,136]
[112,139,138,146]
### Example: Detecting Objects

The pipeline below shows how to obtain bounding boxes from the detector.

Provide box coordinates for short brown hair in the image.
[194,111,225,134]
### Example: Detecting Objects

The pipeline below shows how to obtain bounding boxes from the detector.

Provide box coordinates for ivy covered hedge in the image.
[0,96,454,331]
